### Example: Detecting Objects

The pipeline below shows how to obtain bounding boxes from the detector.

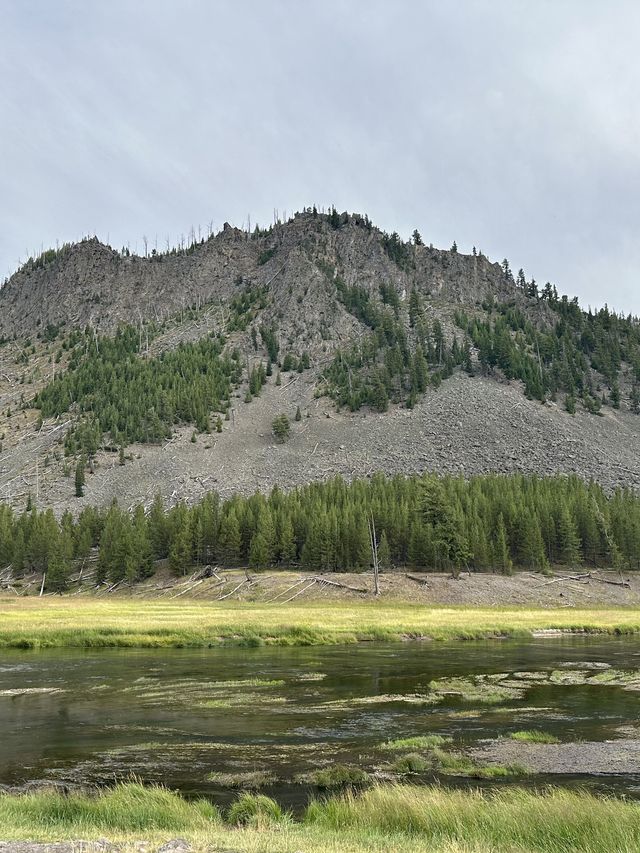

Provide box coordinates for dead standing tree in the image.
[368,512,380,596]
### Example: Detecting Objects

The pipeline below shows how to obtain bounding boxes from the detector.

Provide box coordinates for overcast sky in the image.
[1,1,639,312]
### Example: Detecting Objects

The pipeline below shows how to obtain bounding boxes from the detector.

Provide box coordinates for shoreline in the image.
[0,782,639,853]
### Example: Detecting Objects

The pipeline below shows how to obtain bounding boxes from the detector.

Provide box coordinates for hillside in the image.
[1,207,640,514]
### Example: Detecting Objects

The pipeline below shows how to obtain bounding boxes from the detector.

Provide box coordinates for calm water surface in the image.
[2,637,640,807]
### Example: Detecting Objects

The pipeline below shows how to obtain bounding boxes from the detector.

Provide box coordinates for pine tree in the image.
[75,458,85,497]
[517,510,548,570]
[132,505,154,579]
[148,494,170,559]
[218,509,242,565]
[377,529,391,570]
[419,479,470,572]
[555,504,581,565]
[272,414,291,442]
[169,523,192,576]
[46,528,73,593]
[493,514,513,575]
[276,513,296,566]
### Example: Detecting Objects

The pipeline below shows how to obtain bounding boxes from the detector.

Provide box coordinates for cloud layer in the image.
[1,1,638,312]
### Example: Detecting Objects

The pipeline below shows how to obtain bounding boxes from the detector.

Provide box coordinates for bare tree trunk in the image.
[369,513,380,596]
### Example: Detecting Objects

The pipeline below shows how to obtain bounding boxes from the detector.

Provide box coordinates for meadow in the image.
[1,596,640,648]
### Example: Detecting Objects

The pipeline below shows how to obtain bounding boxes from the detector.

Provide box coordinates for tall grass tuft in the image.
[226,792,287,828]
[0,783,219,833]
[305,784,640,852]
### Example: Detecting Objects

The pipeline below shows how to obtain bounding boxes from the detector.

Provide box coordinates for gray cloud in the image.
[1,0,638,312]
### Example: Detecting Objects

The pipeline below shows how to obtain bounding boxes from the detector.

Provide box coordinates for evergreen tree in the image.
[555,504,582,565]
[377,529,391,570]
[272,413,291,442]
[148,494,171,559]
[517,510,548,570]
[277,515,296,565]
[218,508,242,565]
[493,513,513,575]
[75,458,85,497]
[46,527,73,593]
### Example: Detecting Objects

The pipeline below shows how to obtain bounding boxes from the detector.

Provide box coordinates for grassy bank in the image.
[1,597,640,648]
[2,782,640,853]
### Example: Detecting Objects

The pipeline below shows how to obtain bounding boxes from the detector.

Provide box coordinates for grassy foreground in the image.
[1,597,640,648]
[1,782,640,853]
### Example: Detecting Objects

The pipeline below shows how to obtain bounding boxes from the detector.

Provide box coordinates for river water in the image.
[2,637,640,807]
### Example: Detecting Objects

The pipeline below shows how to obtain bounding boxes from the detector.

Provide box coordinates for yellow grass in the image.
[0,596,639,648]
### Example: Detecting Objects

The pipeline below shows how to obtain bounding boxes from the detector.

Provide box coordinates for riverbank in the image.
[1,596,640,648]
[1,782,639,853]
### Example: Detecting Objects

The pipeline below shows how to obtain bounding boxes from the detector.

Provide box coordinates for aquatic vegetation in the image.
[510,730,560,744]
[208,678,286,688]
[393,752,431,774]
[382,735,452,750]
[0,687,63,697]
[323,692,441,710]
[298,764,371,789]
[428,675,526,704]
[206,770,276,789]
[198,693,287,709]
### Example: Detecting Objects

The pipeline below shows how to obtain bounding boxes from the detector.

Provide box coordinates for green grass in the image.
[382,735,452,750]
[3,782,640,853]
[510,729,561,744]
[298,764,371,789]
[0,783,219,833]
[1,597,640,649]
[427,748,528,779]
[392,752,431,773]
[226,793,286,828]
[306,784,640,852]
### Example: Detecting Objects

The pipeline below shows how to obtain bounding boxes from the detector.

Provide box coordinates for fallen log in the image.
[406,573,430,586]
[217,579,255,601]
[280,579,318,603]
[170,579,205,598]
[310,576,368,594]
[264,576,309,603]
[590,573,631,588]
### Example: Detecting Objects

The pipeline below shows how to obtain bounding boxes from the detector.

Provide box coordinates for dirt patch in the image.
[46,566,640,608]
[469,739,640,776]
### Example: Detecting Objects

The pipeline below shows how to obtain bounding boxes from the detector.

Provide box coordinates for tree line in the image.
[2,473,639,592]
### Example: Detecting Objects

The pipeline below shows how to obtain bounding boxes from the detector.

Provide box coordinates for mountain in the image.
[0,207,639,514]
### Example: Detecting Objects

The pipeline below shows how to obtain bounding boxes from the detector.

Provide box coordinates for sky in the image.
[1,1,639,313]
